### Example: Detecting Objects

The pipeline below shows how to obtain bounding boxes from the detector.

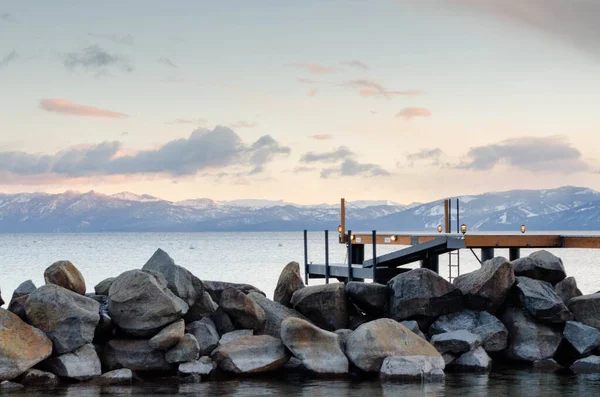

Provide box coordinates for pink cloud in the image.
[39,98,128,119]
[344,80,422,99]
[307,88,319,97]
[395,107,432,120]
[310,134,332,140]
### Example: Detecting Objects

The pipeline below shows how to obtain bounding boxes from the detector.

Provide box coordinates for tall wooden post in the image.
[340,198,346,243]
[444,199,451,233]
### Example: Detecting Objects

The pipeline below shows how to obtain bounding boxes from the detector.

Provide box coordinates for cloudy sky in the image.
[1,0,599,204]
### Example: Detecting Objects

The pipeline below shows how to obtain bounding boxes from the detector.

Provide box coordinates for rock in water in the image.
[280,317,348,374]
[0,308,53,381]
[500,306,562,362]
[290,283,348,331]
[184,292,218,323]
[102,339,174,372]
[248,292,308,338]
[211,335,289,374]
[220,330,254,346]
[513,251,566,285]
[39,344,101,381]
[25,284,100,354]
[567,293,600,330]
[179,357,216,376]
[44,260,87,295]
[94,278,115,296]
[345,319,442,373]
[274,261,305,307]
[186,318,220,356]
[516,277,573,323]
[563,321,600,356]
[431,330,482,355]
[554,277,582,304]
[165,334,200,364]
[108,269,188,337]
[453,257,515,313]
[345,282,388,316]
[149,320,185,350]
[387,269,463,323]
[452,347,491,373]
[570,356,600,374]
[18,369,59,386]
[0,381,23,391]
[380,355,445,381]
[220,287,266,332]
[95,369,132,385]
[142,248,205,307]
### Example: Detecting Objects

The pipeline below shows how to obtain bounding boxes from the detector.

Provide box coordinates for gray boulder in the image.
[345,282,388,316]
[11,280,36,299]
[204,281,265,303]
[400,321,427,340]
[431,330,482,355]
[209,306,236,335]
[453,257,515,313]
[185,319,220,356]
[570,356,600,374]
[0,381,23,391]
[516,277,573,323]
[220,330,254,346]
[567,293,600,330]
[429,310,507,352]
[18,369,59,386]
[179,357,216,376]
[554,277,582,304]
[220,287,266,332]
[108,269,188,337]
[452,347,491,372]
[513,250,566,285]
[211,335,289,374]
[429,310,480,336]
[39,344,101,381]
[94,278,115,296]
[44,260,86,295]
[248,292,308,338]
[7,280,37,321]
[563,321,600,356]
[25,284,100,354]
[102,339,174,372]
[290,283,348,331]
[280,317,348,374]
[387,269,463,323]
[94,369,132,385]
[165,334,200,364]
[274,261,305,307]
[380,355,445,381]
[533,359,562,371]
[184,291,218,323]
[149,320,184,350]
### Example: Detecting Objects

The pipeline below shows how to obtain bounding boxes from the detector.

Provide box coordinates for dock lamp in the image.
[461,224,467,235]
[437,225,443,233]
[390,235,397,242]
[521,224,526,234]
[338,225,343,233]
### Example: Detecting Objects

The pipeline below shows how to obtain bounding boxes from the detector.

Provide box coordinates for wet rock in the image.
[345,282,388,316]
[0,308,52,381]
[0,381,23,391]
[284,357,307,372]
[563,321,600,356]
[567,293,600,330]
[380,355,445,381]
[149,320,185,350]
[95,369,132,385]
[274,261,305,307]
[400,321,427,340]
[93,278,115,296]
[280,317,348,374]
[25,285,99,354]
[179,357,216,376]
[39,344,101,381]
[44,260,87,295]
[570,356,600,373]
[431,330,482,355]
[248,292,308,338]
[533,359,562,371]
[453,257,515,313]
[18,369,59,386]
[387,269,463,323]
[345,319,442,372]
[500,306,562,362]
[554,277,582,304]
[290,283,348,331]
[165,334,200,364]
[442,353,457,366]
[102,339,174,372]
[516,277,573,323]
[185,319,220,356]
[184,292,218,323]
[211,335,289,374]
[452,347,491,373]
[108,269,188,337]
[219,330,254,346]
[204,281,265,303]
[220,287,266,332]
[513,251,566,285]
[209,306,236,335]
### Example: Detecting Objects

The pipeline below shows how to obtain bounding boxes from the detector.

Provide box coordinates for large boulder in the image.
[248,292,308,338]
[431,330,482,355]
[380,355,445,381]
[500,306,562,362]
[567,293,600,330]
[211,335,289,374]
[220,287,266,332]
[209,306,236,335]
[452,347,491,373]
[453,257,515,313]
[400,321,427,340]
[25,284,100,354]
[102,339,174,372]
[39,344,101,381]
[280,317,348,374]
[516,277,573,323]
[185,319,220,356]
[94,369,133,386]
[165,334,200,364]
[18,369,59,386]
[94,278,115,296]
[570,356,600,374]
[11,280,36,299]
[179,357,216,376]
[345,319,442,372]
[149,320,184,350]
[274,261,305,307]
[184,292,218,323]
[563,321,600,356]
[345,282,388,316]
[0,308,52,381]
[44,260,87,295]
[290,283,348,331]
[204,281,265,303]
[513,251,566,285]
[108,269,188,337]
[554,277,582,304]
[387,269,463,324]
[7,281,37,321]
[429,310,507,352]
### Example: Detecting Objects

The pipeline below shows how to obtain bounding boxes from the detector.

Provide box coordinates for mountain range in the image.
[1,186,600,232]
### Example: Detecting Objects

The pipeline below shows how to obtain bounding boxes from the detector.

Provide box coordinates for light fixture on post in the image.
[350,234,355,241]
[461,224,467,235]
[338,225,343,233]
[437,225,443,233]
[521,224,526,234]
[390,235,397,242]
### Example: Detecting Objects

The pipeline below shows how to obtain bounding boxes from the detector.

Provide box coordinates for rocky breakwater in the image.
[1,249,600,391]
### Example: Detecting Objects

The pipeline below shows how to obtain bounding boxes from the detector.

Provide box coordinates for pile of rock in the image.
[1,248,600,391]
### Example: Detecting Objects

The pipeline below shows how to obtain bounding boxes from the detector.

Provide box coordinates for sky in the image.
[1,0,599,205]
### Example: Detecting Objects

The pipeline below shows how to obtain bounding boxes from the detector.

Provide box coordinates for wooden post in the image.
[340,198,346,243]
[347,230,353,282]
[444,199,450,233]
[509,248,521,261]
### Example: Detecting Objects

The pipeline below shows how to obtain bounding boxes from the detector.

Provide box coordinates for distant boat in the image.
[278,243,283,247]
[189,245,196,250]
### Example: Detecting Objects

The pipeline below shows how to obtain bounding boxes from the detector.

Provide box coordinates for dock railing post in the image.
[372,230,377,283]
[347,230,353,283]
[325,230,330,284]
[303,230,308,285]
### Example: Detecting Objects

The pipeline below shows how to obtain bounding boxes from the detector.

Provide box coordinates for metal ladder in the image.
[448,249,460,283]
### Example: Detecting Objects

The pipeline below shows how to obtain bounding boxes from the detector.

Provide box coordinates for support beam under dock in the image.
[509,247,521,261]
[481,248,495,263]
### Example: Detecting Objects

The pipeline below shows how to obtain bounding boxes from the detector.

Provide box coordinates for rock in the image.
[431,330,482,355]
[567,293,600,330]
[179,357,216,376]
[108,269,188,337]
[142,248,204,307]
[453,257,515,313]
[533,359,562,371]
[18,369,59,386]
[95,369,132,385]
[219,330,254,346]
[0,381,23,391]
[186,319,220,356]
[184,292,218,323]
[500,306,562,362]
[274,261,305,307]
[345,319,442,372]
[11,280,37,299]
[429,310,507,352]
[335,329,353,350]
[94,310,115,345]
[93,278,115,296]
[513,250,566,285]
[39,344,101,381]
[348,314,374,331]
[442,353,456,366]
[570,356,600,373]
[563,321,600,356]
[554,277,582,304]
[211,335,289,374]
[204,281,266,303]
[452,347,491,372]
[220,287,266,332]
[102,339,174,372]
[400,321,427,340]
[248,292,308,338]
[280,317,348,374]
[516,277,573,323]
[149,320,185,350]
[25,285,99,355]
[210,306,236,335]
[290,283,348,331]
[380,355,445,381]
[284,357,307,372]
[387,269,463,323]
[345,282,388,316]
[429,310,480,336]
[0,309,52,381]
[7,295,28,321]
[165,334,200,364]
[44,260,87,295]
